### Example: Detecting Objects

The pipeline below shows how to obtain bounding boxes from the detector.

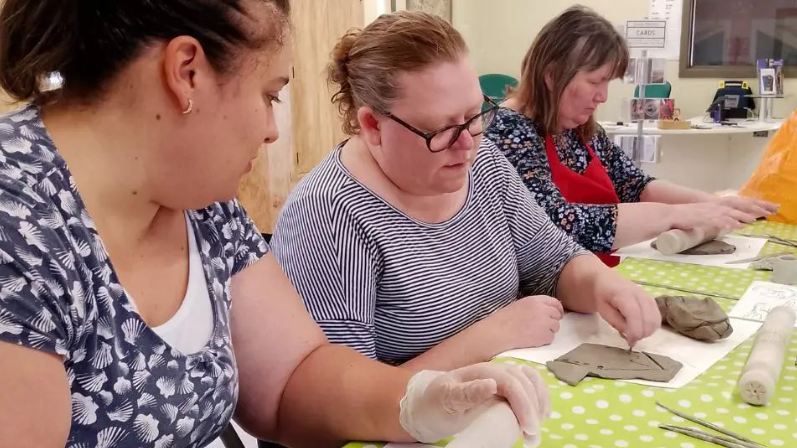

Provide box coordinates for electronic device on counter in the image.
[708,80,755,122]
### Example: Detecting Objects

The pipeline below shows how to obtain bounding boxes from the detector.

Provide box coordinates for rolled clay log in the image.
[654,227,728,255]
[446,401,526,448]
[737,306,797,406]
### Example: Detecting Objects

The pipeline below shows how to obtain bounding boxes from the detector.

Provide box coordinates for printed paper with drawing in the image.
[728,281,797,327]
[498,312,761,389]
[615,235,767,269]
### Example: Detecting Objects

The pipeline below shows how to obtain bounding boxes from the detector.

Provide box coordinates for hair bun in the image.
[327,28,363,135]
[327,11,467,136]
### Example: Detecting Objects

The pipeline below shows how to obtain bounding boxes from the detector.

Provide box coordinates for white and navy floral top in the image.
[0,105,269,447]
[485,108,655,253]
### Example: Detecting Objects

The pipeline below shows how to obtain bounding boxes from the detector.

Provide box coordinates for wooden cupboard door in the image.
[237,0,364,234]
[289,0,364,179]
[237,88,294,235]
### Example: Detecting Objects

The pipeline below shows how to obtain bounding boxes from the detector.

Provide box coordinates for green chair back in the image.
[633,81,672,98]
[479,74,519,109]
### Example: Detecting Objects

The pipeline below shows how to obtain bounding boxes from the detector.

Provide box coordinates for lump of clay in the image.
[546,343,682,386]
[751,254,797,271]
[680,240,736,255]
[651,239,736,255]
[656,295,733,342]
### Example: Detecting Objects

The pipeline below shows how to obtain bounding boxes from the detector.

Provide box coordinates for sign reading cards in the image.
[626,20,666,48]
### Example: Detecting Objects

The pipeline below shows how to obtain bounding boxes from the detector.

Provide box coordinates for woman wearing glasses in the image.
[0,2,562,447]
[485,6,777,267]
[270,11,661,371]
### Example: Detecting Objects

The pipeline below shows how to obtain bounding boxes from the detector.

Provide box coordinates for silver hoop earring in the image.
[182,98,194,115]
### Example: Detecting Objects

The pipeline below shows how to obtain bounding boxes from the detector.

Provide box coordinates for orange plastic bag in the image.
[740,111,797,224]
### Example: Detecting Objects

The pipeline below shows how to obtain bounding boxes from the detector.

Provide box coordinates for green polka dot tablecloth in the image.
[343,221,797,448]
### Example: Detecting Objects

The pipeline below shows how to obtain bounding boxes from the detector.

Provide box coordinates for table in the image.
[343,221,797,448]
[602,118,783,136]
[601,118,782,193]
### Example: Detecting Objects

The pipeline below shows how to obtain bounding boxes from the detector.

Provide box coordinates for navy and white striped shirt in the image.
[271,140,587,364]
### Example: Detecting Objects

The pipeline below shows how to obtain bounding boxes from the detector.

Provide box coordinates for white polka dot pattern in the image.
[344,222,797,448]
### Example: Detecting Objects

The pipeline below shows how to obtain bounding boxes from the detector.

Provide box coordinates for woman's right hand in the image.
[399,362,550,444]
[667,202,756,231]
[477,295,565,351]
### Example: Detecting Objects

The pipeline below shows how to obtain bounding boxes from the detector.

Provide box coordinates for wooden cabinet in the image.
[290,0,364,179]
[238,0,364,234]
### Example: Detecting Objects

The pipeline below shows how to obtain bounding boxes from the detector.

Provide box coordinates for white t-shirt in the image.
[150,213,214,353]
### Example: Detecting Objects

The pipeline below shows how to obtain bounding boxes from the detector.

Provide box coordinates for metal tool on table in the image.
[633,280,739,301]
[765,235,797,249]
[738,233,797,249]
[725,251,793,265]
[656,402,766,448]
[659,424,763,448]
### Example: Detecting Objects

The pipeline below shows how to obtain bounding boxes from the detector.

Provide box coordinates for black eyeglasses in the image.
[374,95,500,153]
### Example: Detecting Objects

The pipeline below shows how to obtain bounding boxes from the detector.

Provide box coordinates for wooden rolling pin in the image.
[737,306,796,406]
[446,401,528,448]
[654,227,728,255]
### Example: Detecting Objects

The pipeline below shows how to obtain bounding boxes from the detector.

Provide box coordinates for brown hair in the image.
[512,5,628,139]
[0,0,290,105]
[327,11,467,135]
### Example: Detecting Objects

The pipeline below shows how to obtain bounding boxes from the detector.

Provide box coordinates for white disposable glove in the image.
[399,362,550,447]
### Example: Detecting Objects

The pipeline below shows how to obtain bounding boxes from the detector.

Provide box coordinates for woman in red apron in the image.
[545,135,622,266]
[485,6,776,266]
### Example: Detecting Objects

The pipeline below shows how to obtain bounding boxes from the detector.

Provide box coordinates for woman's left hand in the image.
[594,278,661,348]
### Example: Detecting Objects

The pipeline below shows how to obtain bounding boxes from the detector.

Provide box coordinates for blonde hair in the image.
[512,5,628,140]
[327,11,467,135]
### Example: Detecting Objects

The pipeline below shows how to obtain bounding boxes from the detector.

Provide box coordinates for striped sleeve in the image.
[270,190,380,359]
[485,141,589,297]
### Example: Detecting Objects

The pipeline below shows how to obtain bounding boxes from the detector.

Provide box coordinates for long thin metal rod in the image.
[656,402,766,447]
[633,281,740,301]
[660,424,755,448]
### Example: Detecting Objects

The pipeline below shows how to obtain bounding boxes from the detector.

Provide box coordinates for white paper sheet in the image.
[728,281,797,326]
[499,312,761,389]
[615,235,768,269]
[648,0,682,60]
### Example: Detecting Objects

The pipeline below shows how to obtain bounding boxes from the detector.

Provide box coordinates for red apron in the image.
[546,135,621,267]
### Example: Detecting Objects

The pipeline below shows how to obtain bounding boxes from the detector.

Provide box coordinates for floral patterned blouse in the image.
[485,107,655,253]
[0,105,269,447]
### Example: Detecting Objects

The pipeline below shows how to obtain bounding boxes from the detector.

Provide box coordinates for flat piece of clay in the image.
[656,295,733,342]
[651,239,736,255]
[546,343,683,386]
[682,240,737,255]
[751,257,780,271]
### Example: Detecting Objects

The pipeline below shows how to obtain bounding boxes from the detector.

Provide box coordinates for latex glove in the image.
[399,362,549,446]
[595,278,661,348]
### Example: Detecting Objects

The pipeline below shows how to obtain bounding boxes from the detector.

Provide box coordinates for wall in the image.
[364,0,391,24]
[453,0,797,121]
[406,0,453,21]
